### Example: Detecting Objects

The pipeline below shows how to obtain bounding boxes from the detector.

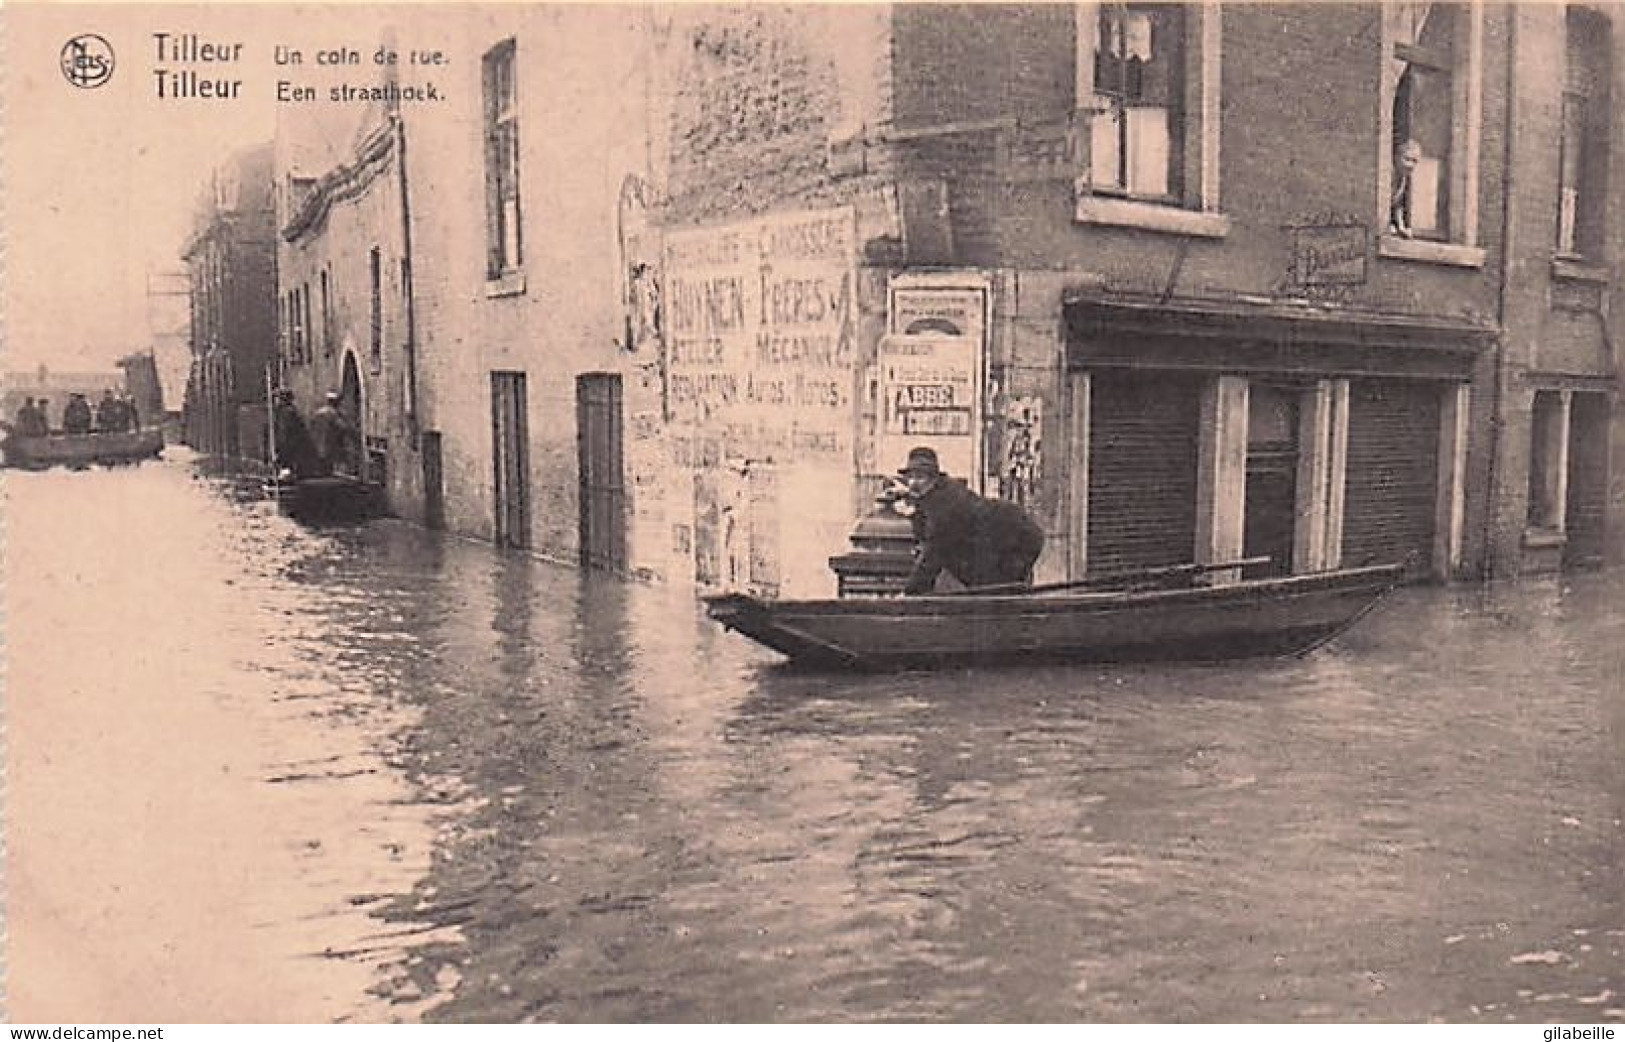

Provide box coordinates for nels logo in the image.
[61,34,115,89]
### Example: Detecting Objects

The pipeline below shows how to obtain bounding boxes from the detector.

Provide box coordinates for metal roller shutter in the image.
[1342,379,1441,576]
[1087,371,1202,575]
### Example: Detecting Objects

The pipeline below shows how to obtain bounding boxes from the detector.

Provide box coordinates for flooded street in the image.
[8,456,1625,1022]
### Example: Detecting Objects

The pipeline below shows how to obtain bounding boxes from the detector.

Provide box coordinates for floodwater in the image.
[7,454,1625,1023]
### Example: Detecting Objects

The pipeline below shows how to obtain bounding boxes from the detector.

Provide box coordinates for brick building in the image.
[640,2,1625,593]
[183,143,278,461]
[274,4,1625,595]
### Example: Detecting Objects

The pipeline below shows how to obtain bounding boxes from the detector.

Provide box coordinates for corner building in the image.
[645,2,1623,594]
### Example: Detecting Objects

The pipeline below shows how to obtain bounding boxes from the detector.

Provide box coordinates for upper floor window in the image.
[1091,4,1186,200]
[1381,2,1483,259]
[1075,3,1224,237]
[1559,6,1612,260]
[320,269,333,359]
[369,247,383,365]
[483,40,522,279]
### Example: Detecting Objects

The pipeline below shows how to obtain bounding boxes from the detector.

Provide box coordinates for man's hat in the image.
[325,391,340,403]
[898,446,943,477]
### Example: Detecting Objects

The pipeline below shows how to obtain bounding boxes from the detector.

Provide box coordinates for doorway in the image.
[421,430,445,530]
[576,373,627,572]
[1244,384,1300,579]
[491,371,530,550]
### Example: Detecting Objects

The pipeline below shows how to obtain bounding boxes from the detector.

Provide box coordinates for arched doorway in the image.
[337,351,366,480]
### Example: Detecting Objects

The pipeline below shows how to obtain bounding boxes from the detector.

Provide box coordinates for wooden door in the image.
[576,373,627,571]
[491,372,530,549]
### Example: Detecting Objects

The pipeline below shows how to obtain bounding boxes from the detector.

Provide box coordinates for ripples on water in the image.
[13,459,1621,1022]
[252,490,1622,1023]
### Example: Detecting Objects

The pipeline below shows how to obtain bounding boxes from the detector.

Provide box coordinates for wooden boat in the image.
[264,472,386,524]
[1,427,164,469]
[704,562,1404,670]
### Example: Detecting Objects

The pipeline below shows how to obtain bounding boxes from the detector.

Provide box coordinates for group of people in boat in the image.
[11,389,140,437]
[271,389,359,479]
[888,445,1046,596]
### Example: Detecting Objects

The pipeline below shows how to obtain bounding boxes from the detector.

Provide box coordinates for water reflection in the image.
[297,516,1620,1023]
[19,458,1618,1022]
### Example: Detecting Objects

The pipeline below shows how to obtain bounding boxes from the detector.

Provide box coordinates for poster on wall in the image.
[885,273,990,488]
[877,334,980,483]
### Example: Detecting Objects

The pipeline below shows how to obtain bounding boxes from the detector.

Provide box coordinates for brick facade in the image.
[271,4,1625,593]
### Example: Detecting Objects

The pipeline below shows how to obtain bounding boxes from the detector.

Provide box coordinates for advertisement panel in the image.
[884,273,990,488]
[877,334,979,483]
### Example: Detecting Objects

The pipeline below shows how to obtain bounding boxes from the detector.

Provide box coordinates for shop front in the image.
[1063,294,1493,584]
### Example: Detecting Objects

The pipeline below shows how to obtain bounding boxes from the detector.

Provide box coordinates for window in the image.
[302,283,313,365]
[1527,390,1570,532]
[483,40,522,279]
[369,247,383,365]
[1091,4,1186,200]
[1075,3,1224,236]
[1558,7,1612,259]
[287,289,307,365]
[1381,3,1483,259]
[320,269,333,358]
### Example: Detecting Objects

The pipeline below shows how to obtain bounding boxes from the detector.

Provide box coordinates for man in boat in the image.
[309,390,357,476]
[14,398,44,437]
[271,389,320,479]
[95,389,126,432]
[33,398,52,435]
[61,393,93,435]
[895,446,1045,595]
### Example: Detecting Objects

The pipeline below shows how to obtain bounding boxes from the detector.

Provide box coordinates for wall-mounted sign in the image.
[886,273,991,488]
[878,334,979,482]
[1288,220,1368,287]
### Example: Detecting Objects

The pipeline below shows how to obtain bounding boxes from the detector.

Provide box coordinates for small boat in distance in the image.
[704,562,1404,671]
[0,427,164,470]
[264,471,386,524]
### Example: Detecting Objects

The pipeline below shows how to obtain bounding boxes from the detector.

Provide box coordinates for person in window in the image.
[309,390,357,476]
[1389,138,1423,239]
[895,446,1046,596]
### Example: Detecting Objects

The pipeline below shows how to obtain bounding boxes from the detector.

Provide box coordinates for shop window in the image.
[483,39,523,281]
[1075,3,1225,237]
[1558,7,1612,260]
[1381,3,1483,261]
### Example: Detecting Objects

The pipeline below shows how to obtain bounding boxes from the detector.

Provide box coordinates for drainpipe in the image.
[394,112,421,448]
[1486,5,1519,581]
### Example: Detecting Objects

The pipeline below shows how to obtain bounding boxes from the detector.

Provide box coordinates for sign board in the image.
[1289,222,1368,287]
[885,273,990,488]
[877,334,979,483]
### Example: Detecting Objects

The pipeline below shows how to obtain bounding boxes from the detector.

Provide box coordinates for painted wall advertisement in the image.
[661,206,858,597]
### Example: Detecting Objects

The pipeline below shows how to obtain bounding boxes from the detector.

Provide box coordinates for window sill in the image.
[1075,194,1229,239]
[485,270,527,298]
[1522,527,1566,550]
[1551,256,1610,284]
[1378,236,1486,269]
